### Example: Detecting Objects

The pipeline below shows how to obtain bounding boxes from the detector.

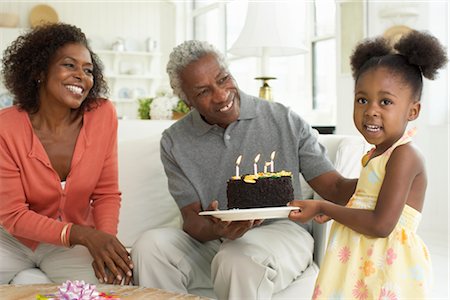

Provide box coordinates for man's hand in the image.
[209,217,261,240]
[206,200,262,240]
[181,200,263,242]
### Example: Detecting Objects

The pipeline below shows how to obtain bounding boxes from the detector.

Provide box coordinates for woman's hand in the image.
[288,200,324,223]
[92,261,130,285]
[70,225,133,285]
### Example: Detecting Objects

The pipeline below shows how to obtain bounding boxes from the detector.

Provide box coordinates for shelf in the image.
[93,46,162,119]
[379,6,418,19]
[95,49,162,57]
[112,98,139,103]
[105,74,161,80]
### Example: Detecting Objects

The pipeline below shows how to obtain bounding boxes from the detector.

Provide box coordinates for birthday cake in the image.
[227,171,294,209]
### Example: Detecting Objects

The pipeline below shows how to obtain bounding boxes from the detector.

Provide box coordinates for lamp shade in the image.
[228,2,307,57]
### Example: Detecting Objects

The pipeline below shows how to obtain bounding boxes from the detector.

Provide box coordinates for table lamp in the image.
[228,2,307,100]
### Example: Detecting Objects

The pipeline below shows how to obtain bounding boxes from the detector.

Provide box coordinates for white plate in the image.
[199,206,298,221]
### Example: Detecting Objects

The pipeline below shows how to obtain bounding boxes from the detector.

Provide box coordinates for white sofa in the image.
[11,120,370,299]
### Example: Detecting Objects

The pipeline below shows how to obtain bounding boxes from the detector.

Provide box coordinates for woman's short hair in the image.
[166,40,228,104]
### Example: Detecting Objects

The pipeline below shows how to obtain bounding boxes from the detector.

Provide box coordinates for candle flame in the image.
[236,155,242,165]
[265,161,271,167]
[254,153,261,163]
[270,151,276,160]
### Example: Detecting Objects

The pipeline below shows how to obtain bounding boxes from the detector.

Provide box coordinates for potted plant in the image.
[137,98,153,119]
[172,100,190,120]
[137,90,190,120]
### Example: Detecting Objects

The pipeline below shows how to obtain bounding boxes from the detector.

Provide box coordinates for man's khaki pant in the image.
[132,219,314,300]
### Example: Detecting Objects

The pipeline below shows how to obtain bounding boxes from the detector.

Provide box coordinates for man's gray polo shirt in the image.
[160,90,334,222]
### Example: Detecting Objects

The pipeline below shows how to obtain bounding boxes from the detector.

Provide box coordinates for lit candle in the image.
[263,161,271,173]
[270,151,276,172]
[235,155,242,177]
[253,153,260,175]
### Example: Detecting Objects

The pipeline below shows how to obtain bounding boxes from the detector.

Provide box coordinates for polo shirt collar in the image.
[191,109,213,135]
[237,90,257,120]
[190,89,257,136]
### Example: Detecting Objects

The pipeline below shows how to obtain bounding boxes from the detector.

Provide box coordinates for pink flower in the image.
[57,280,101,299]
[386,248,397,265]
[312,284,322,300]
[378,287,398,300]
[352,279,368,300]
[338,246,351,263]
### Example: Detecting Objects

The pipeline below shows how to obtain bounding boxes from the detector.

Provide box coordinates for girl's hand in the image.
[70,225,133,285]
[314,214,331,224]
[287,200,322,223]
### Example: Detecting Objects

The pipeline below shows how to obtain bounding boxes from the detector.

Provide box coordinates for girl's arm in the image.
[290,144,426,237]
[307,170,358,206]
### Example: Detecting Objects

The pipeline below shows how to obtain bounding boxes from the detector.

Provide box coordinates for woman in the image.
[0,23,132,285]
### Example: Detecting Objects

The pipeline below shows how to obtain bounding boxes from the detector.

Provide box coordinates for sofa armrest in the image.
[310,134,370,266]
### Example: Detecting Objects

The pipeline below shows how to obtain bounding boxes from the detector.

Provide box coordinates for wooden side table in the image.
[0,284,209,299]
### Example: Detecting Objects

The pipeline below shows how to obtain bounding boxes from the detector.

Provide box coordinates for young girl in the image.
[289,30,447,299]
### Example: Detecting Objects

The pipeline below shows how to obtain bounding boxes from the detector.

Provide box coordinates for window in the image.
[311,0,336,116]
[190,0,336,125]
[192,2,226,53]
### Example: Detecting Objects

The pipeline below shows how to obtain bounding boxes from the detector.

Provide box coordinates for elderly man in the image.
[131,40,356,299]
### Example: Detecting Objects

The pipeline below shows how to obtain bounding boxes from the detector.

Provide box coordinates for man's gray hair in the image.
[166,40,229,105]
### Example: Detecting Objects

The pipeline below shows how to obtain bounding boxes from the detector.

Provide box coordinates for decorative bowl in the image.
[0,13,19,28]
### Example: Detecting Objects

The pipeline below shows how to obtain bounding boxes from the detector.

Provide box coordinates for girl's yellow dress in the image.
[313,129,431,299]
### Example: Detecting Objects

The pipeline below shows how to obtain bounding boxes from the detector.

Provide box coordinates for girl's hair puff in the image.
[350,37,391,80]
[350,30,447,101]
[395,30,447,80]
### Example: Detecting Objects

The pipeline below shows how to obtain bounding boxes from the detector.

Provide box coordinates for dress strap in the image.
[361,148,375,167]
[384,127,417,157]
[361,127,417,167]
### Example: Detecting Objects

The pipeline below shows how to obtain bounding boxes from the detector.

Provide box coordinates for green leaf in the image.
[137,98,153,119]
[172,99,190,114]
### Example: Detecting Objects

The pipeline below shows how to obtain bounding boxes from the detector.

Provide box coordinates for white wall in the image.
[1,1,164,48]
[0,1,177,117]
[0,1,175,80]
[336,1,449,236]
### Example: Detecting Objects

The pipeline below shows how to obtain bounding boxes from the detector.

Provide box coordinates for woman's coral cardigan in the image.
[0,100,121,251]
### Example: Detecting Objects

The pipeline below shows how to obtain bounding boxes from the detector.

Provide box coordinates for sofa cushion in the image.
[334,136,371,178]
[117,136,182,248]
